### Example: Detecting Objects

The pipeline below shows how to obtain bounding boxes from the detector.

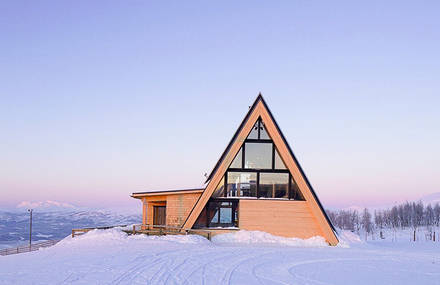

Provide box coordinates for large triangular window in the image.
[194,117,305,229]
[222,117,304,199]
[210,117,305,200]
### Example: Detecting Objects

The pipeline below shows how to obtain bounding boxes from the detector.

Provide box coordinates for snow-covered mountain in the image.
[0,209,141,248]
[15,200,78,212]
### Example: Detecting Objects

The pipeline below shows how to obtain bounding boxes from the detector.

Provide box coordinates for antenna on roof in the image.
[203,173,208,179]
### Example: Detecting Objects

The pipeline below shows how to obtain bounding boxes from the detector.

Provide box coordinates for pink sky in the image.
[1,1,439,211]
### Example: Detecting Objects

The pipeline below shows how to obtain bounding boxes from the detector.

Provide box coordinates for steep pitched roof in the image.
[183,94,338,244]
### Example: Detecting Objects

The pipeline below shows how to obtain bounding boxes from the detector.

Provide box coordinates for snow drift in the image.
[57,228,331,249]
[212,230,329,247]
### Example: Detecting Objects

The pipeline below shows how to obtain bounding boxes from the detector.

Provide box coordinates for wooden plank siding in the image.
[140,193,202,227]
[239,200,324,239]
[259,103,338,245]
[166,193,201,227]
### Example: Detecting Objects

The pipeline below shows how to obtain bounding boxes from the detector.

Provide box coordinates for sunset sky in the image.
[1,1,439,210]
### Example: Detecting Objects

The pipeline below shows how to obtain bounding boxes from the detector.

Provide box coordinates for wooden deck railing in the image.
[0,240,60,256]
[71,224,236,241]
[128,224,214,240]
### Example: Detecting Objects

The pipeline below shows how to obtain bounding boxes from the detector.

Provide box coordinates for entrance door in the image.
[153,206,166,226]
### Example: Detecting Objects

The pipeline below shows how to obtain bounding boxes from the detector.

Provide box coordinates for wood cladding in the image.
[142,193,201,227]
[239,200,324,239]
[166,193,201,226]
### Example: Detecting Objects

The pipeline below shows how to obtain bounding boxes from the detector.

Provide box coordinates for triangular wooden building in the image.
[132,95,338,245]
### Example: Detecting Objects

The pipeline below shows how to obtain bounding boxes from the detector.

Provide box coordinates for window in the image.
[229,147,242,168]
[193,199,238,228]
[212,177,225,198]
[244,142,272,169]
[290,177,305,200]
[274,149,287,169]
[247,118,271,140]
[247,121,259,139]
[259,173,289,198]
[227,172,257,197]
[259,121,270,140]
[203,116,305,229]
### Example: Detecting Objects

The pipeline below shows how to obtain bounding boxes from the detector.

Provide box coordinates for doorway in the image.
[153,206,166,226]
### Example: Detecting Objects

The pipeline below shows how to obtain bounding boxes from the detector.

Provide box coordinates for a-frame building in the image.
[132,95,338,245]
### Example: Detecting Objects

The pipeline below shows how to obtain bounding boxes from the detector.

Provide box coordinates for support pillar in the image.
[142,198,147,230]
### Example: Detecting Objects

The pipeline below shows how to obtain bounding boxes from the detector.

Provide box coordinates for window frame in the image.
[222,117,304,201]
[195,199,239,228]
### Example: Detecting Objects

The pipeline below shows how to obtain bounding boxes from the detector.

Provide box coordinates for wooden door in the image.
[153,206,166,226]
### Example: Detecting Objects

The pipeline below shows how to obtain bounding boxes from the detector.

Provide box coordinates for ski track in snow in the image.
[1,230,440,285]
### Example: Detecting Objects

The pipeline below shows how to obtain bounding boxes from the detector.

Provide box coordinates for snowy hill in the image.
[0,228,439,284]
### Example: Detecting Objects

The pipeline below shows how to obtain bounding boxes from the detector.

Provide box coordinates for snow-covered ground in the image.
[1,228,439,285]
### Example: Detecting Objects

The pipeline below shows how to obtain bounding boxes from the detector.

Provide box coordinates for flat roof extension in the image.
[131,188,204,198]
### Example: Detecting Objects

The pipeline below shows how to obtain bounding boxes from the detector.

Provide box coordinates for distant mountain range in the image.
[15,200,78,212]
[0,209,141,249]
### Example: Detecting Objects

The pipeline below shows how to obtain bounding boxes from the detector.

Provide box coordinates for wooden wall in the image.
[144,197,166,225]
[142,193,201,227]
[239,200,324,239]
[166,193,201,226]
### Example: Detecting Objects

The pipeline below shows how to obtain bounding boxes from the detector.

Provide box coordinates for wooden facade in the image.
[239,200,323,239]
[132,95,338,245]
[132,190,203,228]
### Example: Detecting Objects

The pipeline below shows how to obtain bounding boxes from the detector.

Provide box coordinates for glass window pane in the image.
[244,142,272,169]
[194,200,238,228]
[210,209,219,224]
[211,177,225,198]
[274,149,287,169]
[220,207,232,223]
[227,172,257,197]
[260,121,270,140]
[247,121,259,139]
[229,147,242,168]
[290,177,305,200]
[259,173,289,198]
